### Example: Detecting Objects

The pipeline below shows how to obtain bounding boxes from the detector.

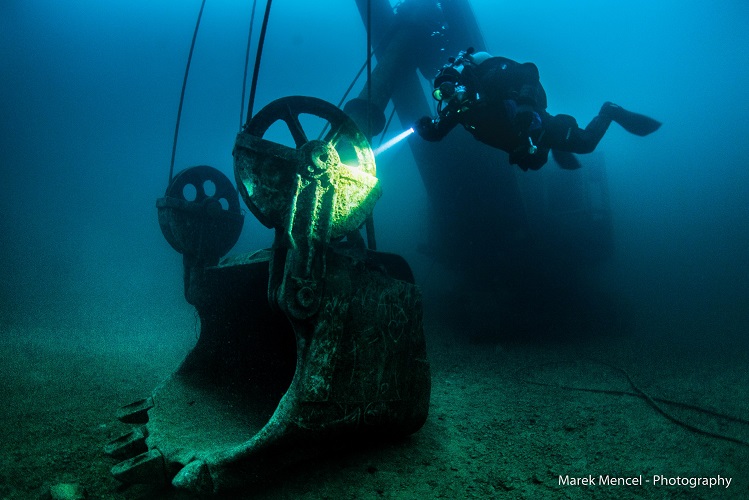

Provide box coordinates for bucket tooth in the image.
[111,449,167,485]
[116,397,154,424]
[172,460,213,494]
[104,425,148,459]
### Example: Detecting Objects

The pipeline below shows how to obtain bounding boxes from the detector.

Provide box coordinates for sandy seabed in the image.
[1,304,747,500]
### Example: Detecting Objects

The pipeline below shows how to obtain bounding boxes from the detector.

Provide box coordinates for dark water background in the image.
[1,0,748,349]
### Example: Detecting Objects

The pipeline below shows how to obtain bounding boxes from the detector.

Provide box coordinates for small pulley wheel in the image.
[165,165,242,214]
[157,166,244,263]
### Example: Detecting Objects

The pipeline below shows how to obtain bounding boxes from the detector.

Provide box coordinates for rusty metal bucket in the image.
[106,96,430,495]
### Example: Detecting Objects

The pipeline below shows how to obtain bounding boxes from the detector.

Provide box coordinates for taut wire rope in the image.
[168,0,207,186]
[239,0,259,130]
[244,0,273,127]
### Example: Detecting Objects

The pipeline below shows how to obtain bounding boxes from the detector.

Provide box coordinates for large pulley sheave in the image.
[233,96,380,239]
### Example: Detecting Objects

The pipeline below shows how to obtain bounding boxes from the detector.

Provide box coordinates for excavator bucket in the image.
[106,96,430,495]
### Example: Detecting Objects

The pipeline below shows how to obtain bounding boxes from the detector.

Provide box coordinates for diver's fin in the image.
[602,102,661,136]
[551,149,581,170]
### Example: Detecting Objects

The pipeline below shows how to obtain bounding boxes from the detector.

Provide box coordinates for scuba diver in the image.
[415,48,661,170]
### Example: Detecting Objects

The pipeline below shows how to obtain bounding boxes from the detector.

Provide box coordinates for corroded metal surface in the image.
[233,96,380,240]
[109,97,429,495]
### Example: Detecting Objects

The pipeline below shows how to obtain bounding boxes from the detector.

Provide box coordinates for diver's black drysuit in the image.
[416,56,660,170]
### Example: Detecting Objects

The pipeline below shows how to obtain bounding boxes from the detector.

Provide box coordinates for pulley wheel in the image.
[233,96,379,238]
[164,165,242,214]
[157,165,244,262]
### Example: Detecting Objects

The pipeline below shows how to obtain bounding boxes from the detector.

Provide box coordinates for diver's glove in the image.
[414,116,442,142]
[504,99,542,136]
[510,143,549,171]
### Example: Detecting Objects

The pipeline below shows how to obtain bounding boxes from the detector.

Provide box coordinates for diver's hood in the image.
[433,66,462,90]
[433,48,492,90]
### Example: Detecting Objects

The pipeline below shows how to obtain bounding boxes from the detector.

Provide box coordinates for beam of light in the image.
[373,127,414,156]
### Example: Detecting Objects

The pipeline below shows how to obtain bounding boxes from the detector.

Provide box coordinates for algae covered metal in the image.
[106,96,430,494]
